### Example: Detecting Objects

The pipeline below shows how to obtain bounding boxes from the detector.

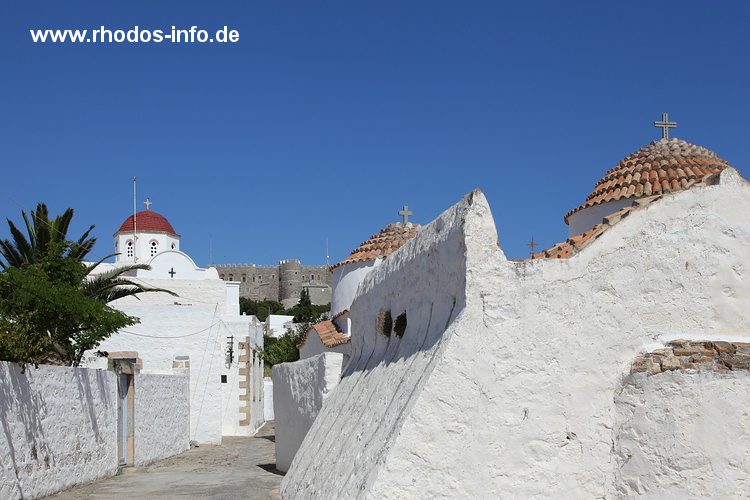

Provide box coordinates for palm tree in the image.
[0,203,176,367]
[0,203,95,269]
[83,259,177,303]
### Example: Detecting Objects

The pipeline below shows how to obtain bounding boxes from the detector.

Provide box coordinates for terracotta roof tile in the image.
[564,138,733,224]
[298,320,350,348]
[331,222,421,270]
[116,210,178,236]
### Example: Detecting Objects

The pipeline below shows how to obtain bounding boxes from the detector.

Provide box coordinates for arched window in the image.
[220,274,225,280]
[242,275,246,282]
[126,240,134,258]
[171,242,176,249]
[150,240,158,256]
[229,274,234,281]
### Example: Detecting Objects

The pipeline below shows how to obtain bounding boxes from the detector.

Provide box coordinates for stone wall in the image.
[214,261,332,305]
[273,353,344,472]
[282,172,750,499]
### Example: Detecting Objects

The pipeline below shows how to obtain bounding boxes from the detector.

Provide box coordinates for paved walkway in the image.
[45,422,282,500]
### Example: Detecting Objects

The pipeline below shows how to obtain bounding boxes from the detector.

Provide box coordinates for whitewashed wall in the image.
[299,329,351,360]
[263,377,274,421]
[283,172,750,499]
[134,373,190,466]
[274,353,344,472]
[614,370,750,496]
[0,362,117,500]
[85,303,224,444]
[330,259,379,316]
[221,319,265,436]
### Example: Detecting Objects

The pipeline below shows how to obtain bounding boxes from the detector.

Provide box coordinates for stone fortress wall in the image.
[214,260,332,307]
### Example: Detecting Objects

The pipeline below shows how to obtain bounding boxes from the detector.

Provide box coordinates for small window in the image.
[221,375,227,383]
[242,275,246,282]
[150,240,158,256]
[220,274,225,280]
[258,276,262,282]
[252,276,255,282]
[229,274,233,281]
[126,240,134,258]
[171,242,176,249]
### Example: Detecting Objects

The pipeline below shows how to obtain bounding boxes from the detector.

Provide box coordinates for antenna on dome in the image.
[133,176,138,262]
[326,237,330,267]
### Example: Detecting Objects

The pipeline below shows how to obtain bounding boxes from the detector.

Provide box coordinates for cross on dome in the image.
[398,205,413,224]
[654,113,677,140]
[527,237,538,254]
[143,198,153,210]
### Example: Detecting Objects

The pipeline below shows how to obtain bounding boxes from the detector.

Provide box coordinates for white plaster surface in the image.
[265,315,295,338]
[282,176,750,499]
[299,326,351,360]
[273,353,343,472]
[614,370,750,497]
[263,377,274,421]
[221,320,265,436]
[330,259,379,316]
[134,373,190,466]
[0,362,117,500]
[567,197,636,236]
[84,303,225,444]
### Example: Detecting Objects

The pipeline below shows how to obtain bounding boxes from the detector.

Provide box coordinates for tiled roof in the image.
[116,210,178,236]
[531,174,718,260]
[298,320,350,348]
[331,223,421,270]
[564,138,733,224]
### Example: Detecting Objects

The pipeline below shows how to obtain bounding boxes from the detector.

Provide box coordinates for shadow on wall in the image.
[0,363,50,493]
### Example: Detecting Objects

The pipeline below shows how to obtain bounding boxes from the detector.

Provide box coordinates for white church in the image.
[84,203,265,445]
[280,120,750,498]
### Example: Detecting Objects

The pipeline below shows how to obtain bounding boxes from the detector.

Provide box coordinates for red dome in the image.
[115,210,178,236]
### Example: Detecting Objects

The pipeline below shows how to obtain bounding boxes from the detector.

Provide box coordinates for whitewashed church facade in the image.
[84,206,265,444]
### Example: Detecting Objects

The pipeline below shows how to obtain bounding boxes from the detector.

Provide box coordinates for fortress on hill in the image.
[213,261,332,308]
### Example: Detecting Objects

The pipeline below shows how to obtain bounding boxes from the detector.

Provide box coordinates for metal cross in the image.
[168,267,176,278]
[527,237,538,255]
[143,198,153,210]
[398,205,413,224]
[654,113,677,140]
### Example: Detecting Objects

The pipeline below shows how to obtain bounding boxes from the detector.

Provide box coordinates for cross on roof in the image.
[527,237,538,255]
[654,113,677,140]
[398,205,413,224]
[143,198,153,210]
[168,267,176,278]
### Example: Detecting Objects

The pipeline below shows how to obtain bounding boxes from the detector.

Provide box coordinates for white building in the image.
[283,136,750,498]
[84,206,265,444]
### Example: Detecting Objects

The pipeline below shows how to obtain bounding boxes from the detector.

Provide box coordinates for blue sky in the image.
[2,1,749,267]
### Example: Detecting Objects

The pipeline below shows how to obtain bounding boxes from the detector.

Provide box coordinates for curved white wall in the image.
[567,198,636,237]
[115,231,180,264]
[330,259,379,316]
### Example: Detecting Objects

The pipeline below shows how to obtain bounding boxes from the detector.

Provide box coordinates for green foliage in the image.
[379,309,393,337]
[394,311,407,338]
[0,250,138,368]
[257,290,332,369]
[259,330,303,368]
[0,203,174,368]
[239,294,330,323]
[239,298,285,322]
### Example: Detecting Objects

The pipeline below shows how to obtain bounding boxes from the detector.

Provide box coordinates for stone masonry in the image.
[631,340,750,375]
[214,260,332,307]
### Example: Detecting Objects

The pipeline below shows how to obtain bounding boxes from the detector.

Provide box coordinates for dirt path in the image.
[44,422,282,500]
